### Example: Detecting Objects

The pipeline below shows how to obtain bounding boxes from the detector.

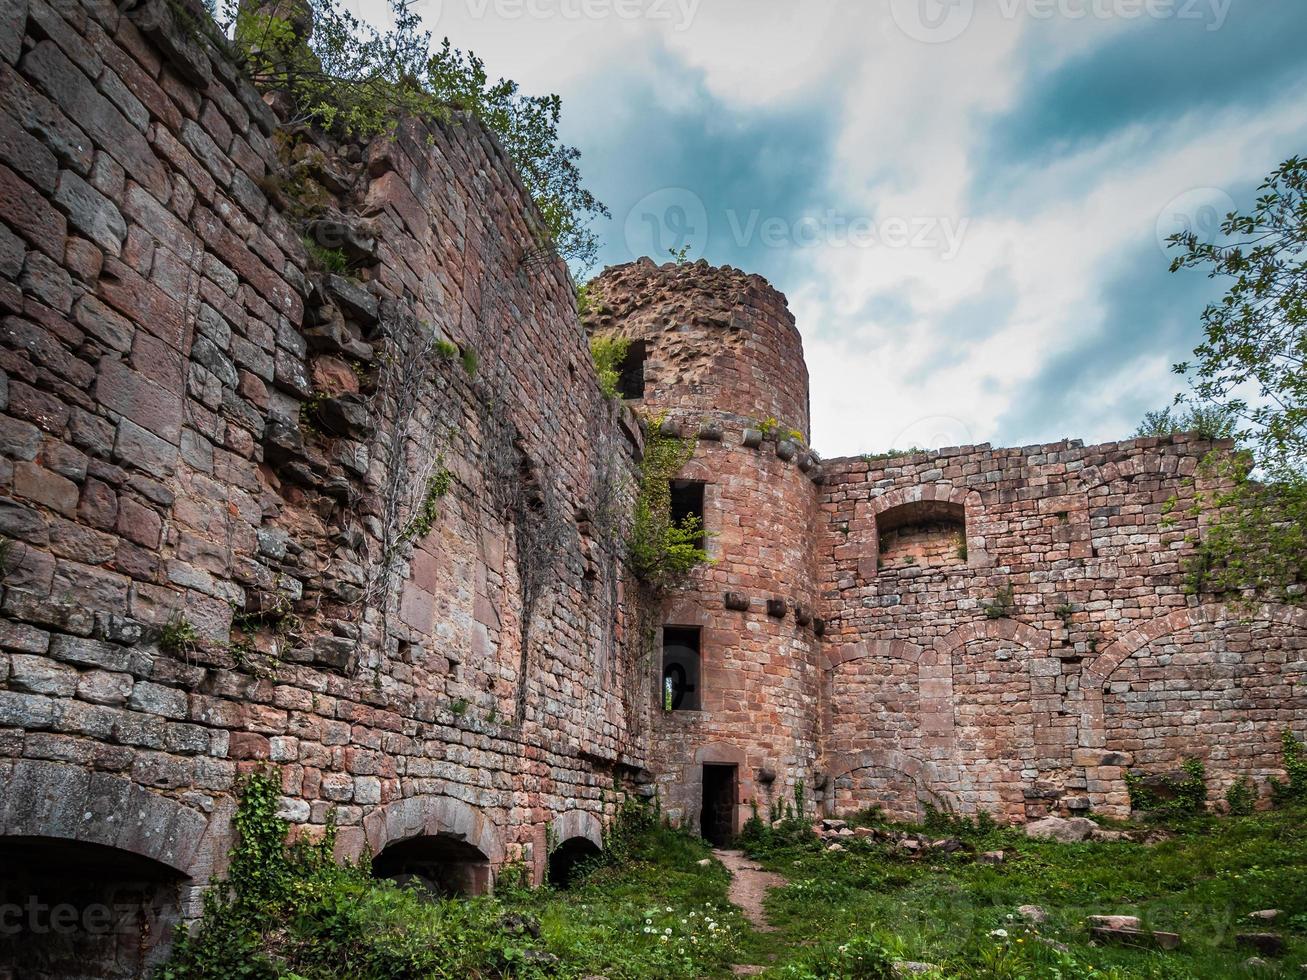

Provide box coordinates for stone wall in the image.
[819,440,1307,821]
[0,0,643,972]
[587,261,825,833]
[3,0,1306,970]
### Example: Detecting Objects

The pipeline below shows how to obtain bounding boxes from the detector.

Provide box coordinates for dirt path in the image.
[714,848,786,932]
[714,849,787,976]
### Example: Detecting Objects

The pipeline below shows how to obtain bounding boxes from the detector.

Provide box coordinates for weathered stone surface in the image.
[0,11,1303,976]
[1025,816,1098,843]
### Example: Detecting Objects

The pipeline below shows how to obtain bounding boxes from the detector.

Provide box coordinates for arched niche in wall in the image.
[853,485,988,581]
[0,761,210,978]
[922,619,1055,819]
[361,795,505,897]
[824,749,956,822]
[1078,602,1307,813]
[821,639,924,764]
[545,810,604,888]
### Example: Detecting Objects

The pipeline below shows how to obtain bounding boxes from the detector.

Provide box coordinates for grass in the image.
[163,772,1307,978]
[737,806,1307,978]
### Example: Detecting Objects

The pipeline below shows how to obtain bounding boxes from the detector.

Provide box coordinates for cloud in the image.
[364,0,1307,458]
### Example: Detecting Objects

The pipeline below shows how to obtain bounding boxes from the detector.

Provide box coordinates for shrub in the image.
[206,0,607,269]
[1271,728,1307,805]
[1125,757,1207,818]
[1224,776,1257,816]
[161,770,552,979]
[626,416,712,592]
[158,614,200,657]
[589,334,630,400]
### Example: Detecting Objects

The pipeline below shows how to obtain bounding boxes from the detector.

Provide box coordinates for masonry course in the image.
[0,0,1304,974]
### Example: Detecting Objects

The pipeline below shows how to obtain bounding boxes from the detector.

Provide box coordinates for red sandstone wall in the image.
[586,260,811,441]
[819,439,1307,821]
[586,262,824,831]
[0,0,642,969]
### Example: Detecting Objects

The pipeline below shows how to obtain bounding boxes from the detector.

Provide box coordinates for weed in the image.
[1225,777,1256,816]
[158,614,200,658]
[981,583,1015,620]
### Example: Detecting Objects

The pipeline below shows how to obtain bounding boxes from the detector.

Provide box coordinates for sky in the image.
[365,0,1307,458]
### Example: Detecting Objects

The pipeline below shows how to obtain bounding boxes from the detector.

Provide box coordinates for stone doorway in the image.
[701,764,738,846]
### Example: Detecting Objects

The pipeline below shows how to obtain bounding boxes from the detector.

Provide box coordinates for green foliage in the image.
[775,935,897,979]
[1125,758,1208,819]
[669,244,692,265]
[449,697,468,716]
[1271,728,1307,804]
[433,338,459,359]
[1224,777,1257,816]
[981,583,1015,620]
[922,802,998,840]
[575,282,603,317]
[862,447,928,463]
[1135,402,1239,441]
[158,614,200,657]
[589,334,630,400]
[300,236,351,274]
[207,0,606,269]
[460,346,479,377]
[626,416,711,593]
[1160,155,1307,602]
[1167,155,1307,474]
[755,416,806,446]
[1182,463,1307,602]
[402,460,452,542]
[746,801,1307,978]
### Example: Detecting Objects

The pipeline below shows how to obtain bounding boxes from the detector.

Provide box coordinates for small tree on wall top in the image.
[203,0,608,270]
[1150,155,1307,601]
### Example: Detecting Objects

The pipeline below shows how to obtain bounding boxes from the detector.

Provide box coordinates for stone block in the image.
[53,169,126,254]
[0,161,66,260]
[13,460,79,515]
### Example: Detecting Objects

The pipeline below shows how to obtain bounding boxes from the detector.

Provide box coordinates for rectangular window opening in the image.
[617,340,647,399]
[669,479,706,545]
[662,626,701,712]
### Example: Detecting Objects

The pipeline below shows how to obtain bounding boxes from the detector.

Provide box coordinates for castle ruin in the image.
[0,0,1304,973]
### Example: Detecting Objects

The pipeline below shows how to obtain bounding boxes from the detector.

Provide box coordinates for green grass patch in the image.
[741,807,1307,978]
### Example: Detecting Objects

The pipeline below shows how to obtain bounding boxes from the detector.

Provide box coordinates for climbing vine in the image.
[626,416,710,593]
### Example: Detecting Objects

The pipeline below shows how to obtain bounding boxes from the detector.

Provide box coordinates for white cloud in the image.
[358,0,1307,456]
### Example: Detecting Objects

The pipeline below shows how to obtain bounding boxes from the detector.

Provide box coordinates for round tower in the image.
[585,258,824,839]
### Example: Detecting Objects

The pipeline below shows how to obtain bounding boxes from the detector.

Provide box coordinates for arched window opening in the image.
[0,836,186,979]
[877,500,966,571]
[546,836,602,888]
[372,835,492,898]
